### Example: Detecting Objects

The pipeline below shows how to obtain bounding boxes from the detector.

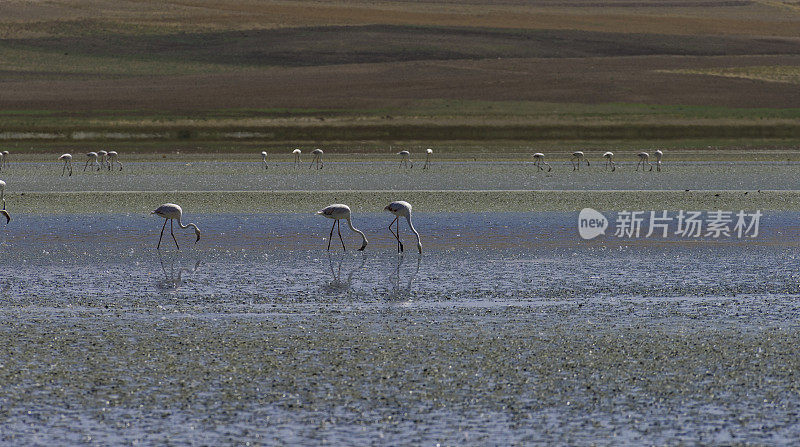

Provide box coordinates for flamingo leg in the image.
[389,217,402,252]
[62,162,66,176]
[328,220,336,250]
[397,219,403,252]
[337,220,346,251]
[83,160,89,171]
[170,219,179,249]
[157,218,168,249]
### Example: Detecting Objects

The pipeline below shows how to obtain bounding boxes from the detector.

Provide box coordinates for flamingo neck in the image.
[176,216,196,232]
[346,218,368,249]
[405,215,422,253]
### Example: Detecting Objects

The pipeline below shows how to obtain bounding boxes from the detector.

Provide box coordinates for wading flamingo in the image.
[97,150,108,171]
[108,151,122,171]
[1,151,8,169]
[317,204,368,251]
[0,153,4,172]
[310,148,323,169]
[654,150,663,172]
[397,150,413,169]
[59,153,73,176]
[84,152,99,172]
[261,151,268,170]
[423,148,433,169]
[385,200,422,254]
[570,151,590,170]
[293,149,302,167]
[603,151,616,171]
[152,203,201,250]
[636,152,653,171]
[533,153,552,171]
[0,180,9,223]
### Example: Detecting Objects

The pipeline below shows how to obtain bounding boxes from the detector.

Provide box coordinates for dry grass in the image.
[0,1,799,38]
[663,66,800,85]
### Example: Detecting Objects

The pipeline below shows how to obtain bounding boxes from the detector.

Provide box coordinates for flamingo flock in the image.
[0,146,672,252]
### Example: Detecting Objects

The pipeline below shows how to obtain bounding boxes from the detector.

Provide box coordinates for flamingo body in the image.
[310,149,323,169]
[0,180,9,223]
[637,152,653,171]
[152,203,201,249]
[59,153,73,176]
[532,152,552,171]
[385,200,422,254]
[317,203,367,251]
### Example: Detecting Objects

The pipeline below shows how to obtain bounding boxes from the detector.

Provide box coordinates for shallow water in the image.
[4,160,800,191]
[1,213,800,444]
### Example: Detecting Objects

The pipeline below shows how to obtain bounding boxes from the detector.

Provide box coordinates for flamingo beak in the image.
[195,230,201,243]
[1,210,9,224]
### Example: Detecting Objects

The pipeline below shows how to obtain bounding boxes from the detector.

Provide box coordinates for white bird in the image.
[1,150,8,169]
[0,180,10,223]
[317,204,367,251]
[423,148,433,169]
[59,153,73,176]
[532,152,552,172]
[97,150,108,171]
[385,200,422,254]
[636,152,653,171]
[293,148,302,167]
[0,152,4,172]
[84,152,99,172]
[261,151,268,170]
[654,149,663,172]
[603,151,616,171]
[151,203,201,250]
[310,148,323,170]
[108,151,122,171]
[570,151,590,170]
[397,150,413,169]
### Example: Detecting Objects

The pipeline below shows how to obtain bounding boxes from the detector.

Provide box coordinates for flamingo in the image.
[261,151,268,170]
[108,151,122,171]
[97,150,108,171]
[151,203,201,250]
[0,152,3,172]
[310,148,323,170]
[385,200,422,254]
[532,152,552,172]
[0,180,10,224]
[317,204,367,251]
[570,151,590,170]
[636,152,653,171]
[654,150,663,172]
[293,148,302,167]
[1,151,8,169]
[59,153,73,176]
[603,151,616,171]
[397,150,413,169]
[423,148,433,169]
[84,152,99,172]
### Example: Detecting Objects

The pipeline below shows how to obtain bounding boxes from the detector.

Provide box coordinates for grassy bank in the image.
[6,190,798,214]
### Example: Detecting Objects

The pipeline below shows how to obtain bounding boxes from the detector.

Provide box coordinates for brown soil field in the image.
[5,26,800,68]
[3,55,800,112]
[1,1,799,142]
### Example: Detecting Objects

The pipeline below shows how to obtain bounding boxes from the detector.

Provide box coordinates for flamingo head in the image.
[0,210,9,224]
[194,226,201,243]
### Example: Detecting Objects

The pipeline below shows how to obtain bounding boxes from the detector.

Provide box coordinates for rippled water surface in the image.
[1,213,799,444]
